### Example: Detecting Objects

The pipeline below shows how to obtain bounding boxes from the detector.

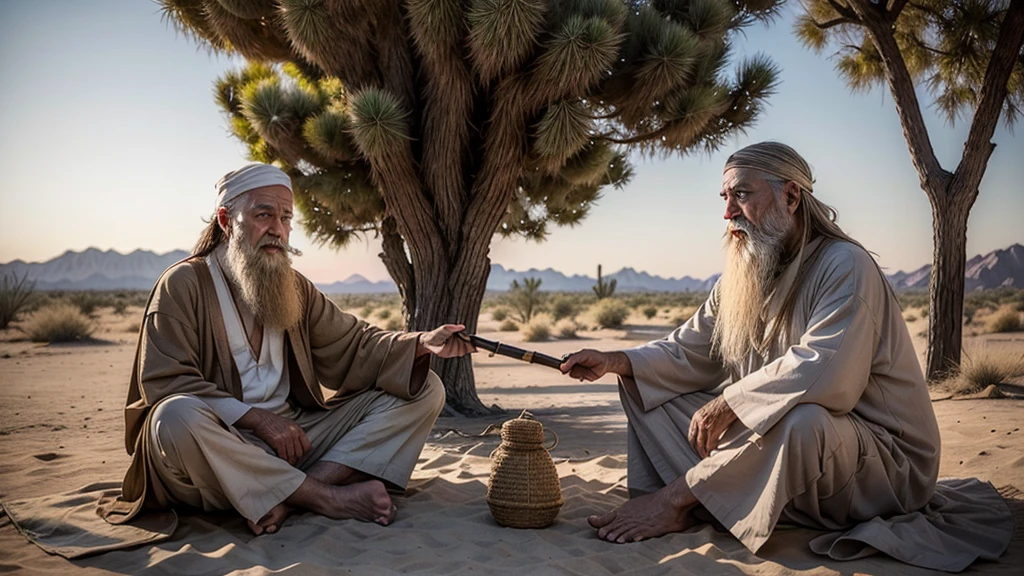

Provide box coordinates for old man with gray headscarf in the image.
[560,142,1012,571]
[98,163,474,536]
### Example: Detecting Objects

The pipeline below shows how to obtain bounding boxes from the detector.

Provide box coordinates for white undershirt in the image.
[201,254,291,425]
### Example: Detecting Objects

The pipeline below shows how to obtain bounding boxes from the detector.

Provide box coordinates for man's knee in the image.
[421,370,447,416]
[774,404,835,453]
[150,394,215,446]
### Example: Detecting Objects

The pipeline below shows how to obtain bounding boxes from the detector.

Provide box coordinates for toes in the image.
[247,520,264,536]
[588,510,616,529]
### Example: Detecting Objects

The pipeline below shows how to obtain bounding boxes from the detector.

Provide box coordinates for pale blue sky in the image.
[1,0,1021,284]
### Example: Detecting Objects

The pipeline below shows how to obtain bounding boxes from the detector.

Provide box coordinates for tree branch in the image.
[950,0,1024,200]
[889,0,911,21]
[598,124,672,145]
[377,215,415,311]
[849,0,948,194]
[814,17,854,30]
[826,0,859,21]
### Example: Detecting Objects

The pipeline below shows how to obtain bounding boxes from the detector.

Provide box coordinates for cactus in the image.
[592,265,617,300]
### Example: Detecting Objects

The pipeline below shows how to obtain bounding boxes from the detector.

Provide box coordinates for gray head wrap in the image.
[724,142,815,193]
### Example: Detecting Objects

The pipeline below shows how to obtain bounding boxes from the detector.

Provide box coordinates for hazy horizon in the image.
[1,1,1022,284]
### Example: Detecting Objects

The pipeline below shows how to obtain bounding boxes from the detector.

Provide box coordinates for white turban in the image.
[215,163,293,210]
[724,142,815,194]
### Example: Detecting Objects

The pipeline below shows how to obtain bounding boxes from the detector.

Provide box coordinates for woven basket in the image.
[486,418,563,528]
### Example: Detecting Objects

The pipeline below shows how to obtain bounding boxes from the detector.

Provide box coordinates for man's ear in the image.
[216,207,231,236]
[784,182,801,215]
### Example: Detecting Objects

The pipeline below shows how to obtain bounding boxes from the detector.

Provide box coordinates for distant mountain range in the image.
[2,244,1022,293]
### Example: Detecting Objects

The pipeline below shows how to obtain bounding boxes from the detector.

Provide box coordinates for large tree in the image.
[162,0,781,414]
[794,0,1024,381]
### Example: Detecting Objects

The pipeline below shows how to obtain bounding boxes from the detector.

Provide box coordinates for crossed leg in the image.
[248,462,395,535]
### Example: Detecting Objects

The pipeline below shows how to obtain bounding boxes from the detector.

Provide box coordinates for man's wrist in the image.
[610,351,633,377]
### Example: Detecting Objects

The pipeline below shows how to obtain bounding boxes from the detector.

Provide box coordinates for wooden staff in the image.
[455,332,567,370]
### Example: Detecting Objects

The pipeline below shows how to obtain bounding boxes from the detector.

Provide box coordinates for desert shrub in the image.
[593,299,629,329]
[112,299,129,315]
[490,307,509,322]
[896,291,928,311]
[548,294,580,321]
[642,306,658,319]
[949,347,1024,394]
[521,316,551,342]
[0,272,36,329]
[1015,299,1024,312]
[499,319,519,332]
[920,308,928,318]
[68,292,107,316]
[26,304,93,342]
[384,316,404,331]
[126,322,141,334]
[555,319,579,339]
[904,313,918,322]
[360,305,375,318]
[376,308,392,320]
[988,311,1022,333]
[507,278,544,323]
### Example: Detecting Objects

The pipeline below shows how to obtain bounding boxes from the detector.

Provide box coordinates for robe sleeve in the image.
[723,246,882,437]
[301,280,426,400]
[621,290,729,411]
[137,266,239,407]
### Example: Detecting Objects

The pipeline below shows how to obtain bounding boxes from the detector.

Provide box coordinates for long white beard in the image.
[221,229,302,330]
[713,203,794,371]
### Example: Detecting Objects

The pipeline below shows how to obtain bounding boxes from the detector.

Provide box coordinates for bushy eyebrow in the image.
[251,202,293,215]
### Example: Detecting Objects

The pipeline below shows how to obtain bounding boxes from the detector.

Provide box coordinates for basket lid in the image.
[501,418,544,444]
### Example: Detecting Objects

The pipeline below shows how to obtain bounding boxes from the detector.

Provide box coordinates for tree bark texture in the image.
[850,0,1024,381]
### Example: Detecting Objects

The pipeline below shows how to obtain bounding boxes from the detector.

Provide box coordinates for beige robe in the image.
[621,238,1013,571]
[99,256,431,524]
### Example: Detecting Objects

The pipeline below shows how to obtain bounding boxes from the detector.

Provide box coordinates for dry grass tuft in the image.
[987,310,1022,333]
[26,304,94,343]
[490,307,509,322]
[521,316,552,342]
[499,319,519,332]
[555,319,579,339]
[384,316,404,331]
[592,299,629,329]
[942,346,1024,395]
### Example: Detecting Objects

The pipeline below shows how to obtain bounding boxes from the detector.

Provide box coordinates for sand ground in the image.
[0,306,1022,575]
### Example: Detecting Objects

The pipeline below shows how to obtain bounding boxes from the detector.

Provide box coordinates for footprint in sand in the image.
[32,452,67,462]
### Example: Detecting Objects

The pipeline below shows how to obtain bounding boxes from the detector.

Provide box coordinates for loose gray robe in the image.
[621,238,1013,572]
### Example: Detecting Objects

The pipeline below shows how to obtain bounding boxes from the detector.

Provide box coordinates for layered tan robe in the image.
[620,238,1012,572]
[98,256,435,525]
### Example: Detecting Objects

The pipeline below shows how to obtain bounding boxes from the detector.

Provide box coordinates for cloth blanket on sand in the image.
[0,472,1017,572]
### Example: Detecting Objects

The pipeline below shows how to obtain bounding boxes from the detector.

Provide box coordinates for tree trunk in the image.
[405,243,502,416]
[925,191,970,380]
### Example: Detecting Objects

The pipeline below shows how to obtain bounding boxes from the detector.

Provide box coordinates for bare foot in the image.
[314,479,397,526]
[248,503,293,535]
[588,480,698,543]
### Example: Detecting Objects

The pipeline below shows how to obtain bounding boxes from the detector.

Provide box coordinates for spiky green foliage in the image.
[795,0,1024,126]
[162,0,782,415]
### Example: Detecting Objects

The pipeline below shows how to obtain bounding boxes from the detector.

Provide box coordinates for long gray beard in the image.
[712,205,793,371]
[221,233,303,331]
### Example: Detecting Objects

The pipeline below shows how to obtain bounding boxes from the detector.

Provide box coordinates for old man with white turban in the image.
[560,142,1012,570]
[99,163,474,535]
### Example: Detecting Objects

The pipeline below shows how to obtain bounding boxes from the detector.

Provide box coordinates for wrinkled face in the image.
[723,167,802,240]
[222,185,294,256]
